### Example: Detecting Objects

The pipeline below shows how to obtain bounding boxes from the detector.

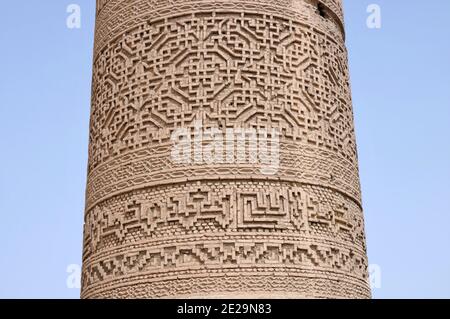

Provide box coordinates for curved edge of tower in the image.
[81,0,371,299]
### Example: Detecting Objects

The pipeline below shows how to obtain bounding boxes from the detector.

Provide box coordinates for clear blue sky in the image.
[0,1,449,299]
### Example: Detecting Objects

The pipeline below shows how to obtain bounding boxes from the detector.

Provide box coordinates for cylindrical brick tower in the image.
[82,0,371,298]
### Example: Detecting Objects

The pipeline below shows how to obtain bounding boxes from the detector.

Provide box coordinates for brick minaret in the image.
[82,0,371,298]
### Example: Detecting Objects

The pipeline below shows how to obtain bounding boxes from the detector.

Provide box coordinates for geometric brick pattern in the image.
[82,0,371,298]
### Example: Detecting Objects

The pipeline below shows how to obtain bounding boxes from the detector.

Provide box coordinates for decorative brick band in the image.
[83,0,370,298]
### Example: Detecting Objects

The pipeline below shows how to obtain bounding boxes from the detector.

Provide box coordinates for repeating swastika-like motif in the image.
[82,0,371,298]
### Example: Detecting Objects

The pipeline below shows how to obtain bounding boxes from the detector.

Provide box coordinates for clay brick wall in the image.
[82,0,371,299]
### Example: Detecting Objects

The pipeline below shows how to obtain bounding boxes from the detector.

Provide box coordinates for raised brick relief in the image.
[82,0,371,298]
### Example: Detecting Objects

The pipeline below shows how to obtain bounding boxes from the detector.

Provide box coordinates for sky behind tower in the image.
[0,0,449,298]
